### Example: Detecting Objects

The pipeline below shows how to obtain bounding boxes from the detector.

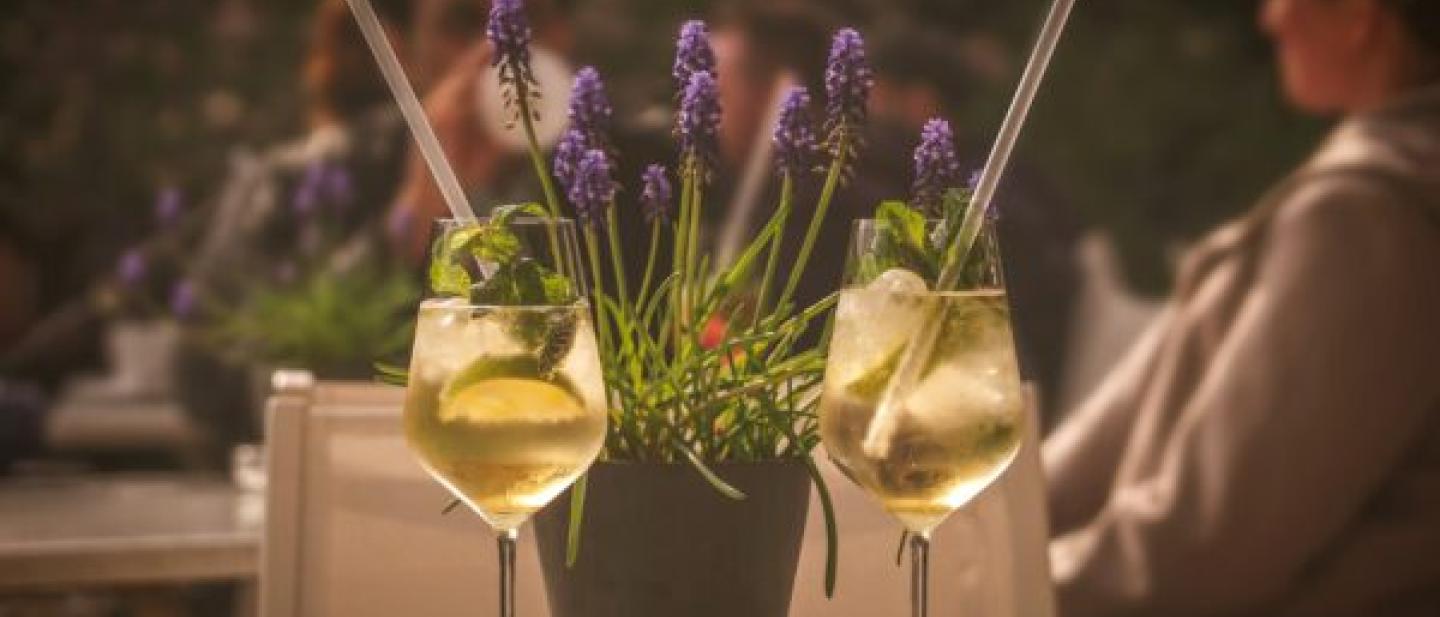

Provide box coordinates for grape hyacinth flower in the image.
[292,161,325,216]
[772,87,818,178]
[568,149,616,227]
[672,21,716,94]
[324,163,354,208]
[275,261,299,285]
[567,67,614,155]
[553,127,589,194]
[639,164,672,223]
[487,0,538,125]
[911,118,962,215]
[154,187,183,226]
[678,71,721,177]
[169,279,198,320]
[117,249,147,287]
[823,28,873,164]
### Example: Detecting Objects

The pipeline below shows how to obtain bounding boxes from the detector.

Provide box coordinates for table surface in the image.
[0,473,261,591]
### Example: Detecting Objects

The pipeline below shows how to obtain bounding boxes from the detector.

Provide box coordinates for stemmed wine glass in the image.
[402,217,605,617]
[819,218,1025,617]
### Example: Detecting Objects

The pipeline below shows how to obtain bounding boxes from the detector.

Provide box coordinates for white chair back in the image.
[259,372,549,617]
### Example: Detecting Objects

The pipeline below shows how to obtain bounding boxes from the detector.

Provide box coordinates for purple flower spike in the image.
[911,118,962,214]
[673,21,716,94]
[488,0,533,74]
[154,187,183,225]
[773,87,818,178]
[275,261,298,285]
[639,164,672,223]
[325,163,354,207]
[553,127,589,193]
[677,70,721,177]
[569,149,616,227]
[292,161,325,216]
[567,67,613,151]
[117,249,147,286]
[386,206,416,242]
[488,0,537,123]
[823,28,873,153]
[169,279,198,320]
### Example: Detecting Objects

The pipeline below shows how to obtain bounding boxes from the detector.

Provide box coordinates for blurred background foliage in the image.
[0,0,1326,308]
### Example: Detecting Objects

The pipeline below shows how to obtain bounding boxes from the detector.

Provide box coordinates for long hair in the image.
[1385,0,1440,58]
[303,0,416,125]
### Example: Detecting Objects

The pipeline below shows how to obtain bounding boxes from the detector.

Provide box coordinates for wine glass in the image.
[819,218,1025,617]
[402,217,605,617]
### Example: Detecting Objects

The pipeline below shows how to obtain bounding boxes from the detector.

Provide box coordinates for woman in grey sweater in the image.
[1044,0,1440,614]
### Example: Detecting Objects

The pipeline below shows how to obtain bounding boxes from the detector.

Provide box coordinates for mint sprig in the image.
[855,188,974,288]
[427,203,578,306]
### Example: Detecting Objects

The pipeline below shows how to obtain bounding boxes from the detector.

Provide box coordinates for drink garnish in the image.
[440,354,582,416]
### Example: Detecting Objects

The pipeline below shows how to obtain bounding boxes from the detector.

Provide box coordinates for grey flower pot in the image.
[534,460,812,617]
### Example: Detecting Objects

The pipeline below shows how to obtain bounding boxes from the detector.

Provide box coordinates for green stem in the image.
[778,140,848,311]
[604,208,632,315]
[637,218,662,311]
[517,82,562,218]
[753,174,794,326]
[672,168,695,350]
[605,207,641,387]
[582,226,613,354]
[685,177,705,325]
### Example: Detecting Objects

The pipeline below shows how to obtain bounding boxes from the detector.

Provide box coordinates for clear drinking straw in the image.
[862,0,1079,458]
[344,0,476,221]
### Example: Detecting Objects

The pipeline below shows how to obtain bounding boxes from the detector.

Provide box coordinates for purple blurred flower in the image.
[553,127,589,194]
[324,163,354,207]
[154,187,183,226]
[639,164,672,223]
[823,28,873,156]
[677,71,721,177]
[292,161,325,216]
[117,249,147,286]
[488,0,537,122]
[672,21,716,94]
[772,87,818,178]
[911,118,962,215]
[568,149,616,226]
[275,261,298,285]
[169,279,198,319]
[567,67,613,153]
[386,206,416,243]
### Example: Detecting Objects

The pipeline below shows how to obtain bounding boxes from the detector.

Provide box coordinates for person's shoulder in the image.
[1273,165,1439,242]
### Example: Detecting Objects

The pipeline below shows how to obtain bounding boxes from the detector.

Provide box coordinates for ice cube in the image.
[868,268,929,296]
[830,270,930,387]
[413,302,517,384]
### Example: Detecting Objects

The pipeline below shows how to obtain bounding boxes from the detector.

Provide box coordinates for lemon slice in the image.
[440,378,587,424]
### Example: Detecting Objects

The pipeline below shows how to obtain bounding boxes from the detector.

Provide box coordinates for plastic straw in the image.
[344,0,475,220]
[862,0,1078,458]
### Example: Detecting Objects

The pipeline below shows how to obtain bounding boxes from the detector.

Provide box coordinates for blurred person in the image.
[1044,1,1440,615]
[384,0,578,261]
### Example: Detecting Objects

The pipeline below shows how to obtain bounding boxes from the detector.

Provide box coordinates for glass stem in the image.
[498,528,519,617]
[910,533,931,617]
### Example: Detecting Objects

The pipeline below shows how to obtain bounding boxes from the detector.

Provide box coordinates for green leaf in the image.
[373,362,409,386]
[804,454,840,597]
[673,438,747,500]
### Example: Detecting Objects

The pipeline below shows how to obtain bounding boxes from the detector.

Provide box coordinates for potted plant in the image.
[108,178,420,465]
[382,3,896,614]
